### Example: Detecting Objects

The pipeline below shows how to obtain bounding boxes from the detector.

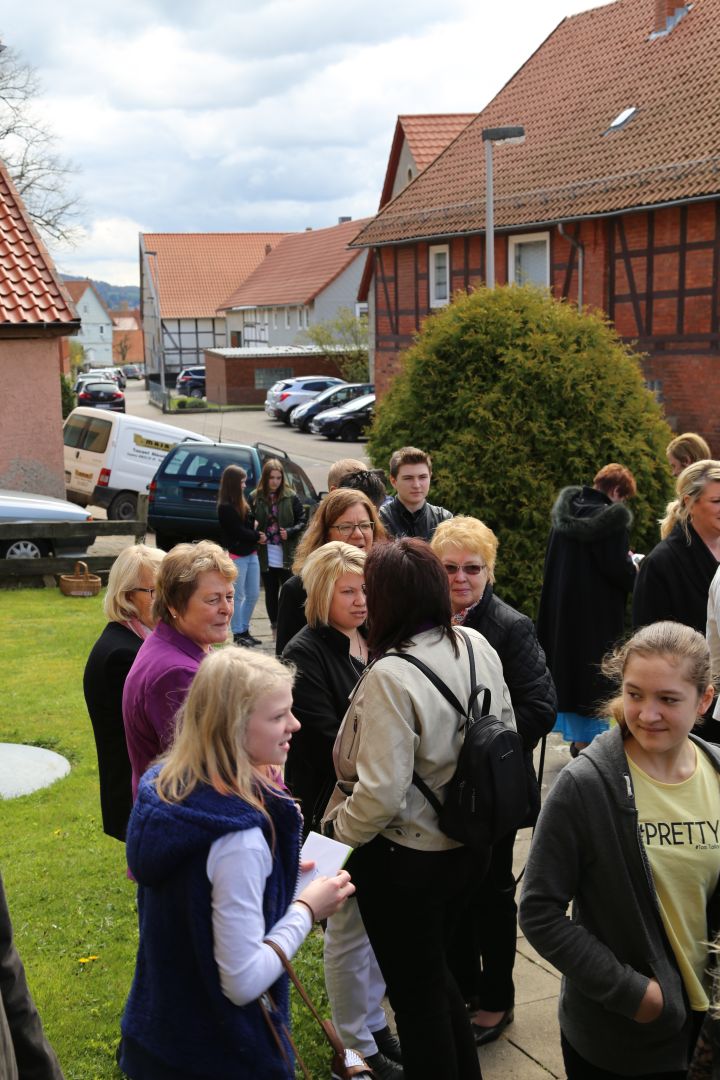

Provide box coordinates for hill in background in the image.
[61,273,140,310]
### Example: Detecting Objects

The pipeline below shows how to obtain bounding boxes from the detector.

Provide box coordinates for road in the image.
[122,385,371,493]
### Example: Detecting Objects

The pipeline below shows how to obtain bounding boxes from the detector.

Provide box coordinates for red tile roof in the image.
[397,114,476,172]
[142,233,291,318]
[63,278,113,319]
[0,161,79,331]
[219,218,370,310]
[353,0,720,248]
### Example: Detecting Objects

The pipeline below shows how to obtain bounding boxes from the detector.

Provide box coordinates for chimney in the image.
[305,226,313,231]
[654,0,678,32]
[338,216,351,224]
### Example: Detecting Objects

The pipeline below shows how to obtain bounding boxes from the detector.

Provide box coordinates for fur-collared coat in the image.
[537,485,636,716]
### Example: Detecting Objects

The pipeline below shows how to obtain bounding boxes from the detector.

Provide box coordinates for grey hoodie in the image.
[519,726,720,1075]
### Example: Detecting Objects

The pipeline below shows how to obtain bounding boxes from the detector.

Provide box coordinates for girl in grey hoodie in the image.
[520,622,720,1078]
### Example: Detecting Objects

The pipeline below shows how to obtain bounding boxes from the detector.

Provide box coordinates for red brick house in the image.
[353,0,720,443]
[0,161,80,496]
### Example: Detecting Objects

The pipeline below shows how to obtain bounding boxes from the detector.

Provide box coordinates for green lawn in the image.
[1,589,330,1079]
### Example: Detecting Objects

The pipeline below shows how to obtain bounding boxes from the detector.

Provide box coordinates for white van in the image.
[63,408,212,520]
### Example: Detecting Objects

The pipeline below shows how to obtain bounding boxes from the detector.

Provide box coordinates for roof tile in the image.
[354,0,720,247]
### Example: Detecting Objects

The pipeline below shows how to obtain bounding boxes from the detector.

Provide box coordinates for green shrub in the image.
[368,286,674,616]
[60,374,75,419]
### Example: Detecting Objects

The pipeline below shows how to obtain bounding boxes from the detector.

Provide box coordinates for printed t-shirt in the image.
[629,746,720,1010]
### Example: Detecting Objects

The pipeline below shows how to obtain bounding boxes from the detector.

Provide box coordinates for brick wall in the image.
[205,351,345,405]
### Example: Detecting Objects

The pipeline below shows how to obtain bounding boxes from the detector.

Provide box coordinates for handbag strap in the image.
[258,991,311,1079]
[264,938,346,1060]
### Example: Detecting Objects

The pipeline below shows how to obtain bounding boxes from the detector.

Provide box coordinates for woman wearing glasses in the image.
[275,488,386,653]
[83,543,166,840]
[431,517,556,1047]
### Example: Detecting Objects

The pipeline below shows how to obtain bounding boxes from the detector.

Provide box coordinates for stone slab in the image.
[0,743,70,798]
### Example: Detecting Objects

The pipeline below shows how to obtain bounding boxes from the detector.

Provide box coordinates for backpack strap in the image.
[455,628,491,720]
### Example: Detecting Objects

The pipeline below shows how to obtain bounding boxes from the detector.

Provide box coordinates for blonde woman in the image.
[667,433,711,477]
[634,460,720,641]
[119,648,354,1080]
[84,543,165,840]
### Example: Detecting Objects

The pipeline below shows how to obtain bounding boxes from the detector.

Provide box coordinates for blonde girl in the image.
[520,622,720,1079]
[119,648,353,1080]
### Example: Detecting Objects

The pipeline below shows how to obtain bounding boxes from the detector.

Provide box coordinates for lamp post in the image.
[482,125,525,288]
[144,250,166,400]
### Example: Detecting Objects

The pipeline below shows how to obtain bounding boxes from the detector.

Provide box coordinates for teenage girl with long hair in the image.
[218,464,263,647]
[119,648,354,1079]
[252,459,306,633]
[520,621,720,1079]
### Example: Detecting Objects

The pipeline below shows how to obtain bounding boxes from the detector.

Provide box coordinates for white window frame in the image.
[429,244,450,308]
[297,306,303,328]
[272,307,278,330]
[508,231,551,287]
[284,307,291,330]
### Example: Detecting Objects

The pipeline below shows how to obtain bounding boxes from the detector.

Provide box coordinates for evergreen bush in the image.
[60,373,75,419]
[368,286,674,616]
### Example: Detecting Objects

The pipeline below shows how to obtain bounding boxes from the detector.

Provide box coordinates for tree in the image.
[297,307,369,382]
[114,332,131,366]
[0,42,79,242]
[368,285,674,616]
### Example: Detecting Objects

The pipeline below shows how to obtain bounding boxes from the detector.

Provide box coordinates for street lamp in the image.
[482,125,525,288]
[144,250,166,400]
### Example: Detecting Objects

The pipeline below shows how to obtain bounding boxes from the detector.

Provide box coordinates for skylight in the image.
[607,107,638,131]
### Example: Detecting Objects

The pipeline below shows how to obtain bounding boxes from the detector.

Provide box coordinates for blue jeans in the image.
[231,553,260,634]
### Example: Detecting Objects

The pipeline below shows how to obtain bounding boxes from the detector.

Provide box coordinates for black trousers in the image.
[348,836,482,1080]
[447,830,517,1011]
[261,568,291,626]
[560,1011,704,1080]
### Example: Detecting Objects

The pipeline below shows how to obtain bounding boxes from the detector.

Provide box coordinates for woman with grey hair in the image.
[84,543,166,840]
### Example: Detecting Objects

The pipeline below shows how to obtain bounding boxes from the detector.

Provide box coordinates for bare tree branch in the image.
[0,42,81,244]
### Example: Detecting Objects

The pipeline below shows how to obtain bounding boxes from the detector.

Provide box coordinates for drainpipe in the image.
[557,222,584,310]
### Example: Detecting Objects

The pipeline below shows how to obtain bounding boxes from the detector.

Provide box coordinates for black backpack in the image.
[389,628,530,857]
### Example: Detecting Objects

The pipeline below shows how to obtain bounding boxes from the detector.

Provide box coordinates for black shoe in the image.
[245,632,263,646]
[371,1025,402,1064]
[365,1050,404,1079]
[470,1007,514,1046]
[233,632,258,648]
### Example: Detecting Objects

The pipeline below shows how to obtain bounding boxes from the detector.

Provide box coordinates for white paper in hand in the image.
[296,831,353,895]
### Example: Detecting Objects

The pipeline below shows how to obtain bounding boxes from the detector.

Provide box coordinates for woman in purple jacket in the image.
[122,540,237,797]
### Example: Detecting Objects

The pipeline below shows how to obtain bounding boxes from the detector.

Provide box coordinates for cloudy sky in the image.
[8,0,613,285]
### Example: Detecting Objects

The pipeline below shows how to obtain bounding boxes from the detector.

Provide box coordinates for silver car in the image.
[0,489,95,558]
[265,376,345,424]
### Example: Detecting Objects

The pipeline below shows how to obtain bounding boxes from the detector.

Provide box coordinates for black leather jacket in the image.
[379,496,452,540]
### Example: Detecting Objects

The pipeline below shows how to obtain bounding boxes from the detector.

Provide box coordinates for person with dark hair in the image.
[0,869,64,1078]
[337,468,388,510]
[217,464,263,648]
[379,447,452,541]
[537,464,638,754]
[275,489,386,654]
[251,459,306,633]
[324,538,513,1080]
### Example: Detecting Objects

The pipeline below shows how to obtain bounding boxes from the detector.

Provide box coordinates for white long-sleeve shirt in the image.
[206,827,310,1006]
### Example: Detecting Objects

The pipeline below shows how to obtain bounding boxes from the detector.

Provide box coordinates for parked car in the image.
[64,408,212,521]
[176,367,206,398]
[292,382,374,432]
[76,380,126,412]
[122,364,142,380]
[0,489,95,559]
[148,441,319,550]
[105,366,127,389]
[265,376,345,424]
[309,393,376,441]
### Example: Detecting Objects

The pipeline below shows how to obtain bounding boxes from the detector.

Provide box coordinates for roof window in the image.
[605,107,638,133]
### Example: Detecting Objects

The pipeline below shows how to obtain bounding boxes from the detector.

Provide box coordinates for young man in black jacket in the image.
[379,446,452,541]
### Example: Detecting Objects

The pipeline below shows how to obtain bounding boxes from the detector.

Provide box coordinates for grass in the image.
[1,589,331,1078]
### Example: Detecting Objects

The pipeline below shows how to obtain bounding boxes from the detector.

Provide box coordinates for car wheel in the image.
[108,492,138,521]
[190,388,204,399]
[0,538,50,559]
[325,432,338,441]
[282,407,295,425]
[339,423,360,442]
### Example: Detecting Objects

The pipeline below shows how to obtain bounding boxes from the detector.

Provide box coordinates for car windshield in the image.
[83,382,118,392]
[334,393,375,413]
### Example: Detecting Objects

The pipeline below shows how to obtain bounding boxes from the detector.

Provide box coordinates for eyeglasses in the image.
[443,563,486,577]
[132,587,156,597]
[330,521,375,537]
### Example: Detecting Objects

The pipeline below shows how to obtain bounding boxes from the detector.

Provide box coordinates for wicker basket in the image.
[59,560,101,597]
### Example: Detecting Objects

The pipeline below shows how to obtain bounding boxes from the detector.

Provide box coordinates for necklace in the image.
[348,628,367,677]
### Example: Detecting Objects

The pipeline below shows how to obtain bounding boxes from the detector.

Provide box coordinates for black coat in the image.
[282,623,364,835]
[217,502,260,557]
[632,522,719,634]
[537,486,636,717]
[83,621,140,841]
[378,496,452,540]
[275,573,307,655]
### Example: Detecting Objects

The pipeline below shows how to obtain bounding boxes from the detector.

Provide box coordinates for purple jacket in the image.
[122,621,206,797]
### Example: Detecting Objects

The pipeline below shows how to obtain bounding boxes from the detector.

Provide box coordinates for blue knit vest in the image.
[120,768,302,1079]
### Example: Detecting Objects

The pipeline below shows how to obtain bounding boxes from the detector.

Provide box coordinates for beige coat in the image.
[324,626,515,851]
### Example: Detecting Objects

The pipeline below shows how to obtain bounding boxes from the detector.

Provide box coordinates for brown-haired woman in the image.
[325,538,514,1080]
[218,464,263,647]
[275,488,386,654]
[251,459,306,632]
[520,622,720,1078]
